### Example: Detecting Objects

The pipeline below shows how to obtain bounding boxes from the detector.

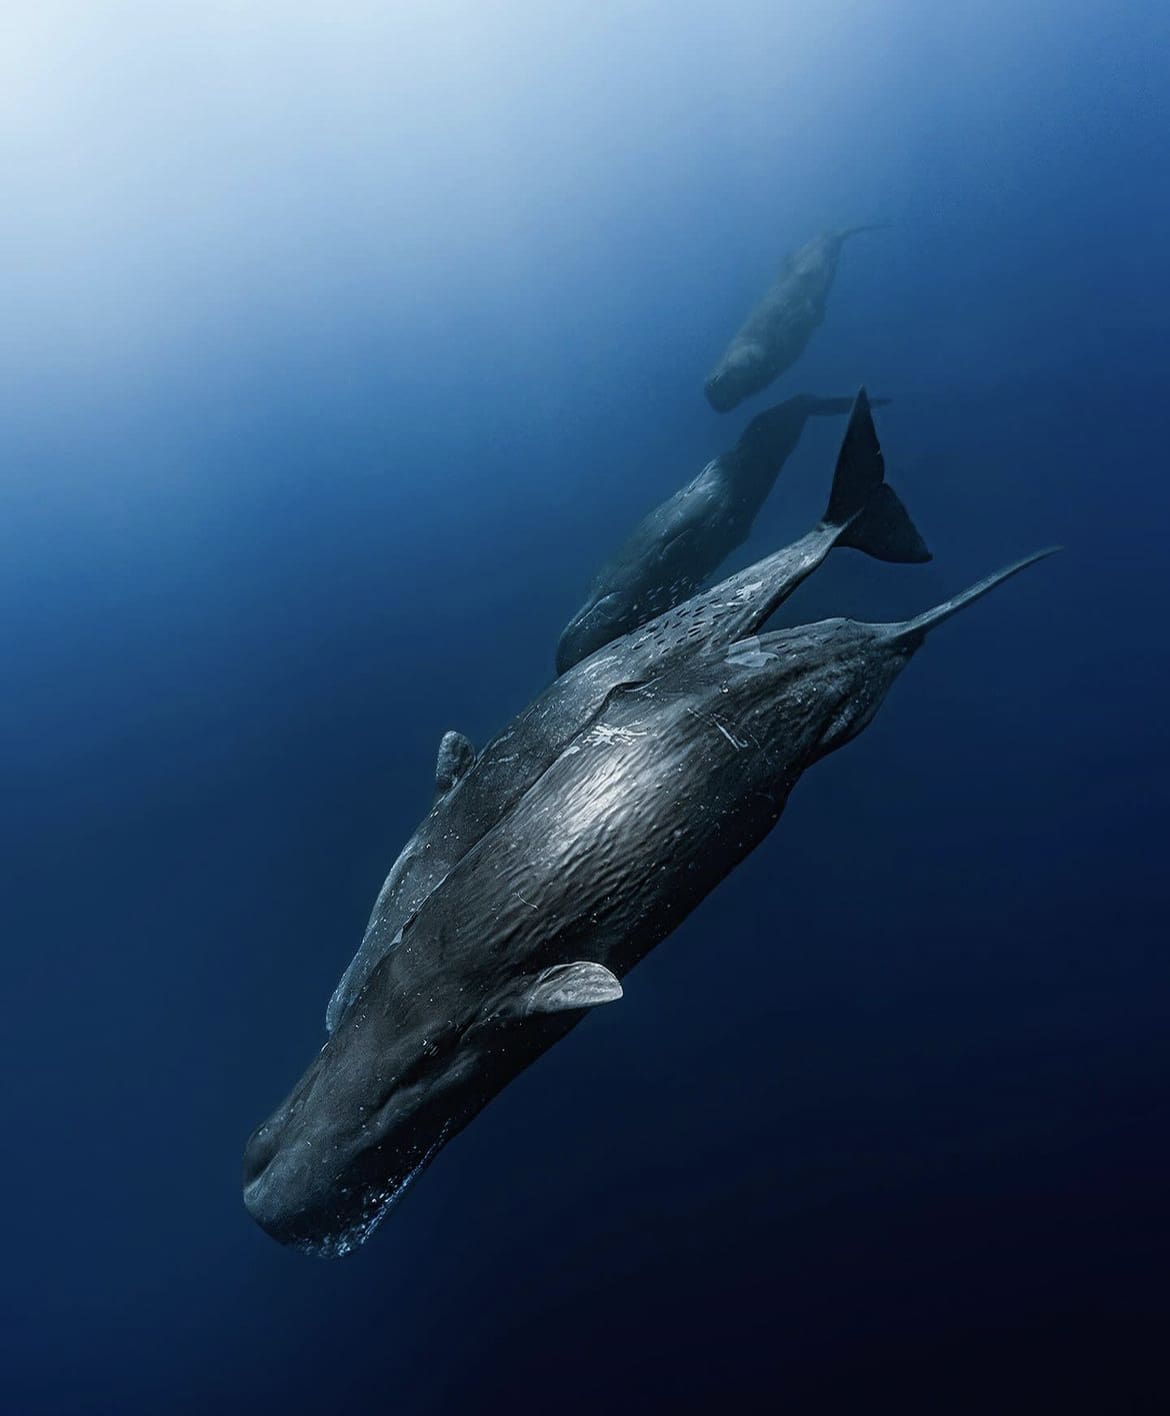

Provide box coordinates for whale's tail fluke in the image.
[823,388,931,564]
[882,548,1061,648]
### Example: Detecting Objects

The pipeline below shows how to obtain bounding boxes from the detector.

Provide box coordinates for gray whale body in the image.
[325,390,927,1034]
[243,548,1054,1255]
[555,392,912,675]
[705,226,884,413]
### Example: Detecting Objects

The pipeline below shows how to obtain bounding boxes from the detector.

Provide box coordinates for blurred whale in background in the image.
[555,391,905,673]
[244,549,1054,1255]
[705,226,886,413]
[325,391,927,1034]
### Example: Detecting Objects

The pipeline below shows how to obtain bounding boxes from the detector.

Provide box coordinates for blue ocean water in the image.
[3,2,1168,1411]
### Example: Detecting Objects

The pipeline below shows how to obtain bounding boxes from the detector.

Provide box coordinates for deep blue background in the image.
[3,3,1168,1412]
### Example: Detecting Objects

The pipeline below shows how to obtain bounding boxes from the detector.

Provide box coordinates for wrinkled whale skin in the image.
[244,551,1050,1255]
[326,391,925,1034]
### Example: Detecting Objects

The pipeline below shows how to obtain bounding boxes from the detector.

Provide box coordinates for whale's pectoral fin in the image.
[523,962,623,1016]
[434,730,476,796]
[474,962,624,1036]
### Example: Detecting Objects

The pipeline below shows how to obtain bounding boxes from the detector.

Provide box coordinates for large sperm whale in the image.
[705,226,885,414]
[324,390,928,1034]
[555,393,909,675]
[243,549,1054,1254]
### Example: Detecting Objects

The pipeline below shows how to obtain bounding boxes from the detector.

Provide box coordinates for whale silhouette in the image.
[705,226,886,413]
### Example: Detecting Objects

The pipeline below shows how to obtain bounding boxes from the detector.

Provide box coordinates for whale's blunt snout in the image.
[242,1114,306,1244]
[554,625,579,677]
[242,1119,330,1251]
[557,613,602,675]
[702,368,736,413]
[242,1120,278,1190]
[704,371,734,412]
[242,1156,276,1229]
[556,592,627,675]
[242,1144,283,1237]
[241,1052,335,1244]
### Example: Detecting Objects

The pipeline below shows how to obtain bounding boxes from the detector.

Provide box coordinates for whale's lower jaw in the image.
[247,1121,453,1259]
[287,1180,408,1261]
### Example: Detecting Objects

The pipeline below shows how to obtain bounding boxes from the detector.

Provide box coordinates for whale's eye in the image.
[421,1020,459,1058]
[393,1020,462,1092]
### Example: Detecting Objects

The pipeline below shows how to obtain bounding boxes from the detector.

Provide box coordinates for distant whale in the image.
[555,392,906,674]
[324,390,927,1034]
[243,548,1055,1254]
[705,227,885,413]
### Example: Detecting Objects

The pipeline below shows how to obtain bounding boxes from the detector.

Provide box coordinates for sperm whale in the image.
[244,548,1054,1255]
[555,392,908,674]
[705,226,885,413]
[325,390,927,1033]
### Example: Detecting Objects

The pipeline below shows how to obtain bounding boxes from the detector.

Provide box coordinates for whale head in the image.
[243,983,480,1256]
[704,342,763,413]
[244,949,621,1255]
[555,590,627,674]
